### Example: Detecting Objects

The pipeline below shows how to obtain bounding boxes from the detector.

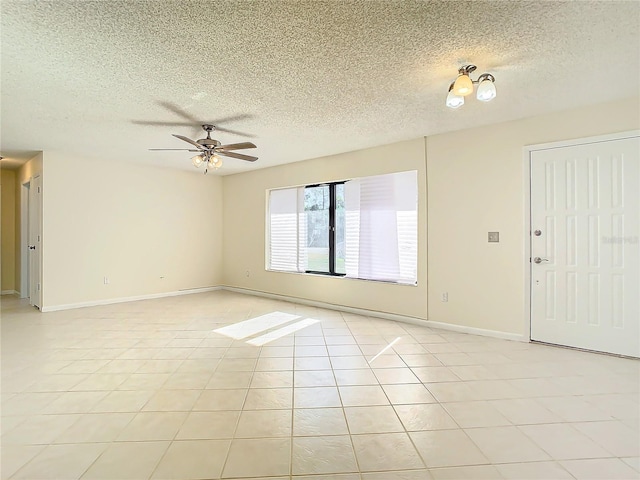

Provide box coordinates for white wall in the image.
[427,97,640,336]
[1,169,17,292]
[222,138,428,320]
[42,153,224,309]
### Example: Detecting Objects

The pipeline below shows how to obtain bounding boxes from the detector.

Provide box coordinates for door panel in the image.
[28,175,42,308]
[531,137,639,357]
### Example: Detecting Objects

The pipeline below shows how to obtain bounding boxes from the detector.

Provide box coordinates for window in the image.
[268,170,417,285]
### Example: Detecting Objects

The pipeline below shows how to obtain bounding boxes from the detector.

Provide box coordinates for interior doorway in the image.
[20,175,42,308]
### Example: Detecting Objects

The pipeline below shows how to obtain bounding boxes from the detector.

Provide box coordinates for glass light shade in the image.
[213,155,223,168]
[452,74,473,96]
[476,79,497,102]
[192,154,204,167]
[446,90,464,109]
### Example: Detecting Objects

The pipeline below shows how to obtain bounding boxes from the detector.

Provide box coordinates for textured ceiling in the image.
[1,1,639,174]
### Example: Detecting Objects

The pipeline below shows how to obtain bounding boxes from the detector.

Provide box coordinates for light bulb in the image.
[213,155,223,169]
[476,78,497,102]
[192,154,204,167]
[452,74,473,96]
[446,90,464,109]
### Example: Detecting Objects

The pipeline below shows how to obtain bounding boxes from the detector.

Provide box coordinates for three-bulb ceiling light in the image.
[191,152,223,173]
[446,65,496,109]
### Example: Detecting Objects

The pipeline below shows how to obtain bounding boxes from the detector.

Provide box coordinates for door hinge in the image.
[37,283,41,291]
[37,186,41,193]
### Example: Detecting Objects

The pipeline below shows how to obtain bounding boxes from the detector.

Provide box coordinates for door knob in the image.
[533,257,549,264]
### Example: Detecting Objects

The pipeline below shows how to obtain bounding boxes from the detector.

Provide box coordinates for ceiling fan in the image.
[151,124,257,174]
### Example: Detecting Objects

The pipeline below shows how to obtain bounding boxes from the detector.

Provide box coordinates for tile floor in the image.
[1,291,638,479]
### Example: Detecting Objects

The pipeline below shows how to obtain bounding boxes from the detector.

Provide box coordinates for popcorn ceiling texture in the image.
[1,0,639,173]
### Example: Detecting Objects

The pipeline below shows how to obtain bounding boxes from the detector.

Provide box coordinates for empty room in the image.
[1,1,639,479]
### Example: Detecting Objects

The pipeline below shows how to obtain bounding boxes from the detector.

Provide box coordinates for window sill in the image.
[265,268,417,287]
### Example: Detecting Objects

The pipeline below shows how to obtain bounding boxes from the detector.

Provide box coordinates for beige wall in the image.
[427,97,640,336]
[42,153,224,308]
[222,138,428,320]
[1,169,17,292]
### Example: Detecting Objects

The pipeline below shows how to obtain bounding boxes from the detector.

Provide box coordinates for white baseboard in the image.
[1,290,18,296]
[424,319,527,342]
[222,286,526,342]
[40,286,222,312]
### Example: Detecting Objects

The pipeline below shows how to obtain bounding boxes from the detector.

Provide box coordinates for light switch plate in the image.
[488,232,500,243]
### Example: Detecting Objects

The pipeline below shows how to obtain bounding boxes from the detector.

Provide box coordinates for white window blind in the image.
[345,170,417,284]
[268,187,307,272]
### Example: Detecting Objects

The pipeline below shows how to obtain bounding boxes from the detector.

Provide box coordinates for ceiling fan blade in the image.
[217,150,258,162]
[133,120,195,127]
[172,134,205,150]
[159,101,201,123]
[207,113,252,125]
[214,126,255,138]
[218,142,257,151]
[149,148,200,151]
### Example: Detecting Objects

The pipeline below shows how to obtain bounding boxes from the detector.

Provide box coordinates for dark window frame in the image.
[304,181,346,277]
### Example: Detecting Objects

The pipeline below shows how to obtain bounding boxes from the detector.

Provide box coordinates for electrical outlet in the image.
[245,270,250,277]
[103,276,109,285]
[488,232,500,243]
[442,292,448,302]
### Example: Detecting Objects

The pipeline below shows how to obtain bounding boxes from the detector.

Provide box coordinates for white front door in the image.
[530,136,640,357]
[28,175,42,308]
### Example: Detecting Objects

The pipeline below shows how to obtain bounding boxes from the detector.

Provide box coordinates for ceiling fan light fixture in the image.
[212,155,223,169]
[192,154,204,167]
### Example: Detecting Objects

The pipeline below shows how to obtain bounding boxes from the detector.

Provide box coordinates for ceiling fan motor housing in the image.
[197,138,221,148]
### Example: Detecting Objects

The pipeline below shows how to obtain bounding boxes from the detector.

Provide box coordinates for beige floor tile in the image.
[429,465,503,479]
[143,389,201,411]
[383,383,437,404]
[25,374,88,392]
[401,354,443,367]
[163,372,212,389]
[53,412,135,443]
[443,401,510,428]
[235,409,292,437]
[117,411,187,441]
[117,373,170,389]
[496,461,574,479]
[465,425,551,463]
[339,385,390,406]
[536,395,613,422]
[292,435,358,475]
[294,369,336,387]
[361,471,432,480]
[251,371,293,388]
[244,387,292,409]
[620,457,640,472]
[11,443,107,479]
[0,444,45,479]
[412,367,461,383]
[295,386,342,408]
[488,398,562,425]
[329,355,369,370]
[344,405,404,434]
[43,391,109,414]
[255,356,294,371]
[2,414,81,445]
[293,407,349,436]
[334,368,378,386]
[571,420,640,457]
[425,382,476,402]
[561,458,639,479]
[295,356,332,370]
[91,390,155,412]
[175,411,240,440]
[297,474,361,480]
[81,441,169,479]
[150,439,230,479]
[395,404,458,431]
[410,430,489,468]
[194,388,247,410]
[259,346,294,357]
[206,371,253,389]
[215,358,257,372]
[222,437,290,478]
[519,423,612,459]
[352,432,425,471]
